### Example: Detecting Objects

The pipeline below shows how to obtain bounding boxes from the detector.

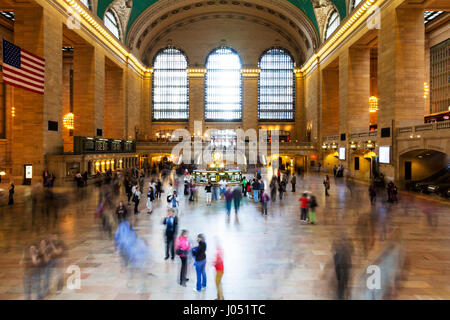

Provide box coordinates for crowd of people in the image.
[14,161,407,300]
[20,234,66,300]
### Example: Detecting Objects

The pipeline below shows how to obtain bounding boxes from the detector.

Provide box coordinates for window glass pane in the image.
[105,11,120,39]
[325,11,340,40]
[351,0,362,11]
[258,48,295,121]
[80,0,91,10]
[152,47,189,121]
[205,47,242,121]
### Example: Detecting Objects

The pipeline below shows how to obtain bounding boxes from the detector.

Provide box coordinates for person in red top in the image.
[213,245,224,300]
[299,193,309,222]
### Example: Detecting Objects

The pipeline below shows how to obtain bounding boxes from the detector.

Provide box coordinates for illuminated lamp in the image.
[366,140,375,149]
[11,106,15,118]
[424,82,429,99]
[369,96,378,113]
[350,142,357,150]
[322,144,327,149]
[63,112,75,129]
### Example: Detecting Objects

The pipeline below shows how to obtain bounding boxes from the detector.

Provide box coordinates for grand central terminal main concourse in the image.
[0,0,448,302]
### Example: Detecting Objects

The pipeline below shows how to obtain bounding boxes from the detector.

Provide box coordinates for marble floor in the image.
[0,172,449,300]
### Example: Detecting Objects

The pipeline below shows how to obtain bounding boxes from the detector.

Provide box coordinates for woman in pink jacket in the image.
[176,230,191,287]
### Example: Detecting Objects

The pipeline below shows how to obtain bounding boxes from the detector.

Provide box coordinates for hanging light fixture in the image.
[369,96,378,113]
[63,112,75,130]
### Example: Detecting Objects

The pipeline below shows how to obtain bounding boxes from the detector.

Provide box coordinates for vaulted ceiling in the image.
[96,0,348,41]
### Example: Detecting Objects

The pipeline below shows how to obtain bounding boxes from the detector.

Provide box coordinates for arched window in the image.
[258,48,295,121]
[104,9,121,40]
[205,47,242,121]
[350,0,363,11]
[80,0,92,11]
[152,47,189,121]
[325,10,340,40]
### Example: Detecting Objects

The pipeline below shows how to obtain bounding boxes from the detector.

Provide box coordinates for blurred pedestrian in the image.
[146,187,154,214]
[332,238,353,300]
[21,244,42,300]
[232,186,242,214]
[291,175,296,192]
[323,175,330,197]
[224,187,233,216]
[116,201,128,224]
[213,245,224,300]
[309,195,318,225]
[261,189,270,216]
[369,182,377,205]
[49,234,66,294]
[8,181,14,205]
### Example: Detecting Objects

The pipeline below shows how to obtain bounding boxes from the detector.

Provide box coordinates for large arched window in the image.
[205,47,242,121]
[104,9,121,40]
[325,10,340,40]
[152,47,189,121]
[258,48,295,121]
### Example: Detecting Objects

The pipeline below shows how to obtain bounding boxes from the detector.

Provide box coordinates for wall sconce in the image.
[350,142,357,150]
[11,106,15,118]
[369,96,378,113]
[322,144,328,149]
[63,112,75,130]
[424,82,429,99]
[331,144,337,149]
[366,140,375,149]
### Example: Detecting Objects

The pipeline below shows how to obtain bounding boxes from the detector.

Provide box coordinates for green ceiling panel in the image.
[96,0,348,41]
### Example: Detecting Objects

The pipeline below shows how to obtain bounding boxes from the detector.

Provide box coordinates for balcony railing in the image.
[397,120,450,135]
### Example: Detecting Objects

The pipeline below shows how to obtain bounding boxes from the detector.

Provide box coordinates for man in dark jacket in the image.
[163,209,178,260]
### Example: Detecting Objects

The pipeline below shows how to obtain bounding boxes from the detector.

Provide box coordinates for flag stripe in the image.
[3,78,44,95]
[20,63,46,79]
[21,49,45,64]
[21,58,45,72]
[3,73,45,89]
[3,65,44,82]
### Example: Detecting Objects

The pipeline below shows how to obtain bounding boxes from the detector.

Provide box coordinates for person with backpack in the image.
[308,195,318,224]
[175,229,190,287]
[163,209,178,260]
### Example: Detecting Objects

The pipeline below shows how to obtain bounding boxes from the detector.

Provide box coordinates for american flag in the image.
[2,39,45,95]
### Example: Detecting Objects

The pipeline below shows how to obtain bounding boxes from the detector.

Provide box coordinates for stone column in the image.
[294,69,306,141]
[104,62,124,139]
[11,5,63,183]
[321,67,339,137]
[378,7,425,182]
[378,7,425,129]
[241,68,260,133]
[73,45,95,137]
[339,47,371,135]
[187,67,206,135]
[141,71,151,140]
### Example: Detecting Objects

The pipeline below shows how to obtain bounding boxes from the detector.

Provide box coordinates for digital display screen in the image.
[25,165,33,179]
[339,147,346,160]
[379,146,390,164]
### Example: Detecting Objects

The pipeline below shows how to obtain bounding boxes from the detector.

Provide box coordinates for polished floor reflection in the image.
[0,172,449,300]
